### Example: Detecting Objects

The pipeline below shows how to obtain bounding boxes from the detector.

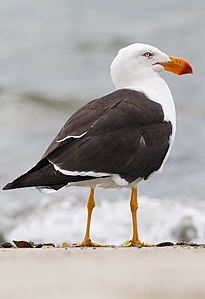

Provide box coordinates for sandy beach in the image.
[0,246,205,299]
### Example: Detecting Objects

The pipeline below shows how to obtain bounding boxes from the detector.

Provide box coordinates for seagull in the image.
[3,43,193,246]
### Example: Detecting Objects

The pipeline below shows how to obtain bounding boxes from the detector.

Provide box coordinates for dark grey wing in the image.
[3,89,172,191]
[42,90,123,158]
[47,89,172,183]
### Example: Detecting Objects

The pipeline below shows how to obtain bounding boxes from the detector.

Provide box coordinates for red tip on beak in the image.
[158,56,193,75]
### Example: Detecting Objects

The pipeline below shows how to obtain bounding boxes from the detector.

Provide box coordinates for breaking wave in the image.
[2,190,205,245]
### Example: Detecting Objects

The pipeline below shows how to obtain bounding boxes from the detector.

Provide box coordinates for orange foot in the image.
[73,239,108,247]
[122,239,155,247]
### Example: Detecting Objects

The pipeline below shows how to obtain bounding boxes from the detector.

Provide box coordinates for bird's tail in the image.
[2,158,96,191]
[2,158,68,191]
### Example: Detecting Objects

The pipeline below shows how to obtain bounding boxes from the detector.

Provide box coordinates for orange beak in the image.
[157,56,193,75]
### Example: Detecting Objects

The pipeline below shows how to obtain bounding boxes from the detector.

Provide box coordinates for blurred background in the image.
[0,0,205,245]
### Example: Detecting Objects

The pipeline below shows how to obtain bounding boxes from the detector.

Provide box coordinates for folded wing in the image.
[3,89,172,191]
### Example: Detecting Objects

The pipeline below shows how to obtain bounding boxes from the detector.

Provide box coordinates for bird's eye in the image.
[143,52,153,58]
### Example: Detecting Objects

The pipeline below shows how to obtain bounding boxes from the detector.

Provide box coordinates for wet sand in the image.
[0,246,205,299]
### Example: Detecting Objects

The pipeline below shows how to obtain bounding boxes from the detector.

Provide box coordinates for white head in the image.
[110,43,193,89]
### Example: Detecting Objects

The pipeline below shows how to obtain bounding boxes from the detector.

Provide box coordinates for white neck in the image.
[111,64,158,89]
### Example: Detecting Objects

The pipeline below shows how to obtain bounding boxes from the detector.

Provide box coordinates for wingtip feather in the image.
[2,183,13,190]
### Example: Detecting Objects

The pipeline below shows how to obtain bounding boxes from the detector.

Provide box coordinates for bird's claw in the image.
[73,239,108,247]
[122,239,155,247]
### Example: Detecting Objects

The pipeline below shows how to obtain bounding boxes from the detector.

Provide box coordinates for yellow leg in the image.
[130,188,140,245]
[124,188,154,247]
[74,188,106,247]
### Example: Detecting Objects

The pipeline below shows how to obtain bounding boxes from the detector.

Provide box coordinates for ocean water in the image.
[0,0,205,244]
